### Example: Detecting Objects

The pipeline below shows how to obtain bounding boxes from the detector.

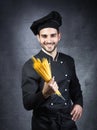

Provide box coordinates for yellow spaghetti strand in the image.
[31,56,65,101]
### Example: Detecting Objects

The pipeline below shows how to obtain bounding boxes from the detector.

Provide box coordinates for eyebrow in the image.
[41,33,57,36]
[40,34,47,38]
[51,33,57,36]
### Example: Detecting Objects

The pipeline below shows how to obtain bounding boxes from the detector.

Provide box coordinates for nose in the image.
[46,36,52,43]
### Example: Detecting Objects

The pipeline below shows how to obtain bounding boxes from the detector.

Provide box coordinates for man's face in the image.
[37,28,61,53]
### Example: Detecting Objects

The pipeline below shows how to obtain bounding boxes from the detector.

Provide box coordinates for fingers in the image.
[71,110,81,121]
[71,105,83,121]
[49,77,58,91]
[49,76,55,88]
[52,81,58,91]
[42,77,59,98]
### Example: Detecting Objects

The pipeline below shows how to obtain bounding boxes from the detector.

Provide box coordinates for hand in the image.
[42,77,58,98]
[71,104,83,121]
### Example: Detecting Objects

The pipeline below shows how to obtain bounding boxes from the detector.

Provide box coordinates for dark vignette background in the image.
[0,0,97,130]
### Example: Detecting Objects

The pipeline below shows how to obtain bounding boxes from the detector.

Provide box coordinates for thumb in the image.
[52,76,55,81]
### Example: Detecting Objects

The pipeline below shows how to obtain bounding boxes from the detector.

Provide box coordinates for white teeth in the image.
[44,43,55,45]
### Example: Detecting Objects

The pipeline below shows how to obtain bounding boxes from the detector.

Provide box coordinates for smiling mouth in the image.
[44,42,55,45]
[46,44,54,48]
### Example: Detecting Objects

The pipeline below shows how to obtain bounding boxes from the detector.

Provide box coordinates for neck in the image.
[42,48,57,60]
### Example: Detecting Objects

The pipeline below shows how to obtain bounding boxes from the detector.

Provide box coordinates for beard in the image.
[41,42,57,53]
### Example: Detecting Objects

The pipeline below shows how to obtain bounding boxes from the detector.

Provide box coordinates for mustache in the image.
[43,42,55,45]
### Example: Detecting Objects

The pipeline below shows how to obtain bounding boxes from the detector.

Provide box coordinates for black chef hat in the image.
[30,11,62,35]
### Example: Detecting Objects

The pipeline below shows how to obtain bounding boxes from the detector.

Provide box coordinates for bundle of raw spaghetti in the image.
[32,56,65,101]
[32,57,52,82]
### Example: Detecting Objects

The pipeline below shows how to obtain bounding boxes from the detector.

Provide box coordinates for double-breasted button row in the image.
[50,102,67,106]
[65,74,70,83]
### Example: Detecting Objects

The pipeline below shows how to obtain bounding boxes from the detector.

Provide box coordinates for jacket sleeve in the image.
[69,59,83,107]
[21,60,46,111]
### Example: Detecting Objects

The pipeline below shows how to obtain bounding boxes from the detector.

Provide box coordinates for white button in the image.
[65,89,67,91]
[65,103,67,105]
[51,103,54,106]
[67,79,70,82]
[60,61,63,64]
[65,74,68,77]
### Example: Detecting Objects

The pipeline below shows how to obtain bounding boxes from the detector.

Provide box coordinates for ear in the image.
[37,34,40,42]
[58,32,61,41]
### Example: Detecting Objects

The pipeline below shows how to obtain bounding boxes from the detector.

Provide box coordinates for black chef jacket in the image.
[21,50,83,130]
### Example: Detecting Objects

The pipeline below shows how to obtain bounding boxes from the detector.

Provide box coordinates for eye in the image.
[51,34,56,37]
[41,35,47,38]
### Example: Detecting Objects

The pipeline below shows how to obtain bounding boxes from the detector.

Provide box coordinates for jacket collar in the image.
[38,50,59,62]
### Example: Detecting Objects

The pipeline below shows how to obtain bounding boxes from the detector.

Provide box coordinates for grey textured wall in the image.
[0,0,97,130]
